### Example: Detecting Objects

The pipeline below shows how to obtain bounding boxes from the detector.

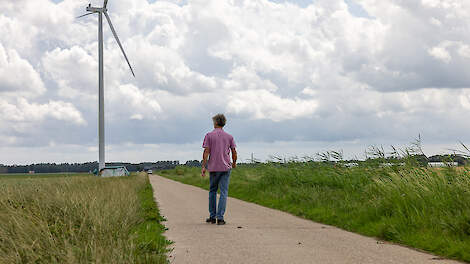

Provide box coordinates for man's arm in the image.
[201,147,210,177]
[231,148,237,168]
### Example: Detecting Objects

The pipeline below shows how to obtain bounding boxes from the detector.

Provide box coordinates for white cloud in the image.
[130,114,144,120]
[223,66,279,92]
[354,0,470,90]
[428,43,452,63]
[42,46,97,99]
[459,91,470,110]
[0,43,46,97]
[428,40,470,63]
[227,89,318,121]
[458,44,470,58]
[109,84,162,120]
[0,98,86,125]
[302,88,317,96]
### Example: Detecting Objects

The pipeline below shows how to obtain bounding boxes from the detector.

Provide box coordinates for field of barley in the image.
[0,173,168,264]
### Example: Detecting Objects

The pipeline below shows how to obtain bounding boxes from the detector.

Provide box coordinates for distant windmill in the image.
[78,0,135,171]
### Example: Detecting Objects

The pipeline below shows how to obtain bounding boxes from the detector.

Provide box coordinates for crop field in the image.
[0,172,168,264]
[161,163,470,262]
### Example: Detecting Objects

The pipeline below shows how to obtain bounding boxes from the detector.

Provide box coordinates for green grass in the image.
[0,172,169,263]
[161,164,470,263]
[133,175,171,263]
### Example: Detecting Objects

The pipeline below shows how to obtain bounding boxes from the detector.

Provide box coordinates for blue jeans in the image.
[209,170,231,220]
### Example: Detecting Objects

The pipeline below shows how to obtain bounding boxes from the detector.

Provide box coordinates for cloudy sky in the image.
[1,0,469,165]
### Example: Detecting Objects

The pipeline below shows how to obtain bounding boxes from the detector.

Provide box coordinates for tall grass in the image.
[162,164,470,262]
[0,173,168,264]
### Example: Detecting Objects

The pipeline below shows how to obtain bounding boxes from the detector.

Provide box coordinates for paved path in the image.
[150,175,460,264]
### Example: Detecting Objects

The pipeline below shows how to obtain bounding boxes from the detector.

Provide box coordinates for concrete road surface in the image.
[150,175,460,264]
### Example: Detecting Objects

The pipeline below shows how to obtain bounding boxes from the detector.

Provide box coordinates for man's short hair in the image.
[212,114,227,127]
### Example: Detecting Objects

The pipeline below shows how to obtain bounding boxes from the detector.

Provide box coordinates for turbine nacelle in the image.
[86,6,107,13]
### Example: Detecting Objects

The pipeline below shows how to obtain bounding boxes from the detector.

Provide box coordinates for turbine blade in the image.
[76,13,93,19]
[104,12,135,77]
[104,0,109,8]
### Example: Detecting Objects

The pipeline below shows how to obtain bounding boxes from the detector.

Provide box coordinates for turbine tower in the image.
[78,0,135,171]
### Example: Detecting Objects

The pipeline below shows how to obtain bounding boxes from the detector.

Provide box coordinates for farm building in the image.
[100,166,130,177]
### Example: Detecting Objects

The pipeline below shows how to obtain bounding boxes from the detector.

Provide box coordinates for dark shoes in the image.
[205,218,226,225]
[206,217,216,224]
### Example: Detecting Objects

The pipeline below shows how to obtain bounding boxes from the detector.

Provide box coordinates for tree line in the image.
[0,161,182,174]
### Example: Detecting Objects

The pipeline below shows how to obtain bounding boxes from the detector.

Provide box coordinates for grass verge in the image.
[161,164,470,263]
[133,174,171,263]
[0,172,169,263]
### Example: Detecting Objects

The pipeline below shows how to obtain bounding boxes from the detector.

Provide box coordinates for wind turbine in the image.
[78,0,135,171]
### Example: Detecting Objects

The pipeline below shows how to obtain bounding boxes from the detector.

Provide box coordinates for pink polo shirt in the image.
[202,128,236,172]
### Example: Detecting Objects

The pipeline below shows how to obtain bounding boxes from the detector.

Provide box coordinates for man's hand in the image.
[231,148,237,169]
[202,147,210,177]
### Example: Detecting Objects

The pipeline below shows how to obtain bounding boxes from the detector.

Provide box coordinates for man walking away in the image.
[201,114,237,225]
